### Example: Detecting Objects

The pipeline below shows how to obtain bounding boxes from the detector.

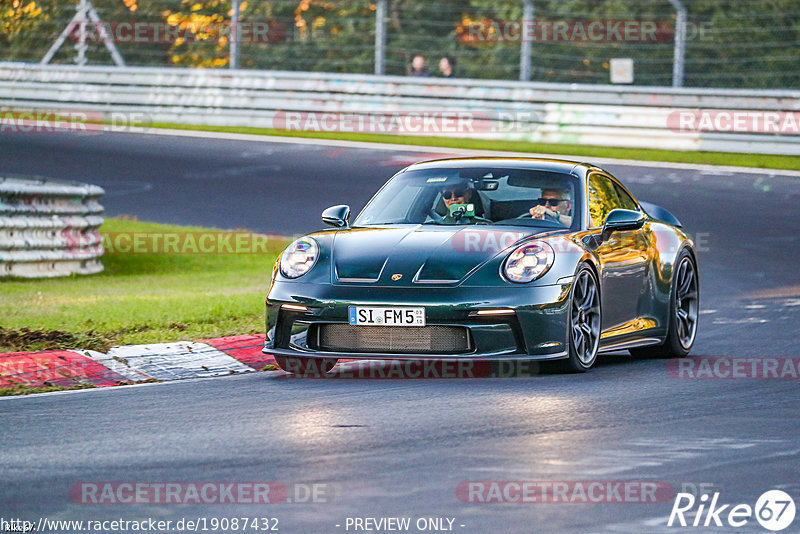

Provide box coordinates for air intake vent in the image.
[311,324,471,354]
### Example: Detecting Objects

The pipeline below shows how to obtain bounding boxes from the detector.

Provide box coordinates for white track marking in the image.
[74,349,153,382]
[105,341,253,381]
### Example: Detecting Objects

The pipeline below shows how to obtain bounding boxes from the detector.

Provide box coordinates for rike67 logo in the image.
[668,490,796,531]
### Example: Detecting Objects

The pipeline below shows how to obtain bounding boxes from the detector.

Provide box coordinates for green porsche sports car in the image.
[263,157,699,373]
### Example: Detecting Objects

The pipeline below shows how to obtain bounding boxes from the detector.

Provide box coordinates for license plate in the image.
[348,307,425,326]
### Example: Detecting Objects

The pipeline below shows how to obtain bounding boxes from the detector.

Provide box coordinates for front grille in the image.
[311,324,472,354]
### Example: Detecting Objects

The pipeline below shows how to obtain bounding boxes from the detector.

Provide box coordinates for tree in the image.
[1,0,797,88]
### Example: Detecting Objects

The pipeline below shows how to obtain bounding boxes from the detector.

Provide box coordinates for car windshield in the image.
[353,167,582,229]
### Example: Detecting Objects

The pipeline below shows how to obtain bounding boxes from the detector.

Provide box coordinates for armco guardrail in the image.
[0,176,104,278]
[1,62,799,154]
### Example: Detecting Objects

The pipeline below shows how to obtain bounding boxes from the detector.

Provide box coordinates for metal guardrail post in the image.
[668,0,687,87]
[76,0,88,67]
[375,0,387,76]
[230,0,241,70]
[520,0,534,81]
[0,177,105,278]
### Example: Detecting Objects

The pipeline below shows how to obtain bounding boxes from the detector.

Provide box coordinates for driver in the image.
[440,183,490,224]
[529,187,572,226]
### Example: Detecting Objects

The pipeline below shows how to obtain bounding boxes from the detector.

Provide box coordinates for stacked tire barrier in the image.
[0,176,104,277]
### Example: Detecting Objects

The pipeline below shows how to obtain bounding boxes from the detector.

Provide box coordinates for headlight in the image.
[279,237,319,279]
[502,241,554,283]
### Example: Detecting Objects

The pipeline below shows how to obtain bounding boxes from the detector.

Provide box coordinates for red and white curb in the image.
[0,334,274,390]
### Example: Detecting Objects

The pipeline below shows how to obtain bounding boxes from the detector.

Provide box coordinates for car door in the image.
[587,172,650,334]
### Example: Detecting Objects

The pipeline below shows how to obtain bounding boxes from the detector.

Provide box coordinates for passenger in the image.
[440,184,490,224]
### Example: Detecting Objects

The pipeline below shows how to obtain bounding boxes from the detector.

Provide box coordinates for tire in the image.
[274,356,338,376]
[554,265,602,373]
[630,249,699,358]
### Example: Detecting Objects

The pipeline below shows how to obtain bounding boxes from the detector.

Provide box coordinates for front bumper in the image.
[263,281,573,361]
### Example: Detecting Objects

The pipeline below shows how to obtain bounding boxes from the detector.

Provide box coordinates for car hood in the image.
[330,225,550,285]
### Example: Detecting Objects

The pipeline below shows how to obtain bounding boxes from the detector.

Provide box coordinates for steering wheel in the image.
[511,211,568,229]
[426,208,445,223]
[516,211,559,222]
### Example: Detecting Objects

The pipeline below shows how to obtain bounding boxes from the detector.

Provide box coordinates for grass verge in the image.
[149,122,800,171]
[0,217,287,353]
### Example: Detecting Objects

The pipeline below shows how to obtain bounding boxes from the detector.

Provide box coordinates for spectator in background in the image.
[439,56,456,78]
[410,54,431,77]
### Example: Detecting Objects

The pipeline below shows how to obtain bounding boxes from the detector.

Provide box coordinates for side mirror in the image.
[639,201,682,228]
[603,209,645,233]
[322,205,350,228]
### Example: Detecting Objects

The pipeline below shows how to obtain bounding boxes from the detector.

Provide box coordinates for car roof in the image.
[403,157,594,176]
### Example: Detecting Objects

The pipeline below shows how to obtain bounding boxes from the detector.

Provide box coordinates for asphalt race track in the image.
[2,131,799,533]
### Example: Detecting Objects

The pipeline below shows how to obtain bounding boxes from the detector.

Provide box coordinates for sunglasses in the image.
[536,197,567,207]
[442,189,468,200]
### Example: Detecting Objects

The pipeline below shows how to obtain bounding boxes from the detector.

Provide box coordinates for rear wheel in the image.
[555,265,602,373]
[630,250,698,358]
[274,356,338,376]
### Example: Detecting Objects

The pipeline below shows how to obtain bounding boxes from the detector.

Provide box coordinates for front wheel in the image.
[274,356,338,376]
[555,265,602,373]
[630,250,698,358]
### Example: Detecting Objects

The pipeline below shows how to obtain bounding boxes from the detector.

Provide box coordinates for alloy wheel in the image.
[674,257,699,349]
[571,270,601,366]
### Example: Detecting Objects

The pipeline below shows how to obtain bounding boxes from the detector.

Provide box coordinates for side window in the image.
[613,182,638,211]
[587,173,620,227]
